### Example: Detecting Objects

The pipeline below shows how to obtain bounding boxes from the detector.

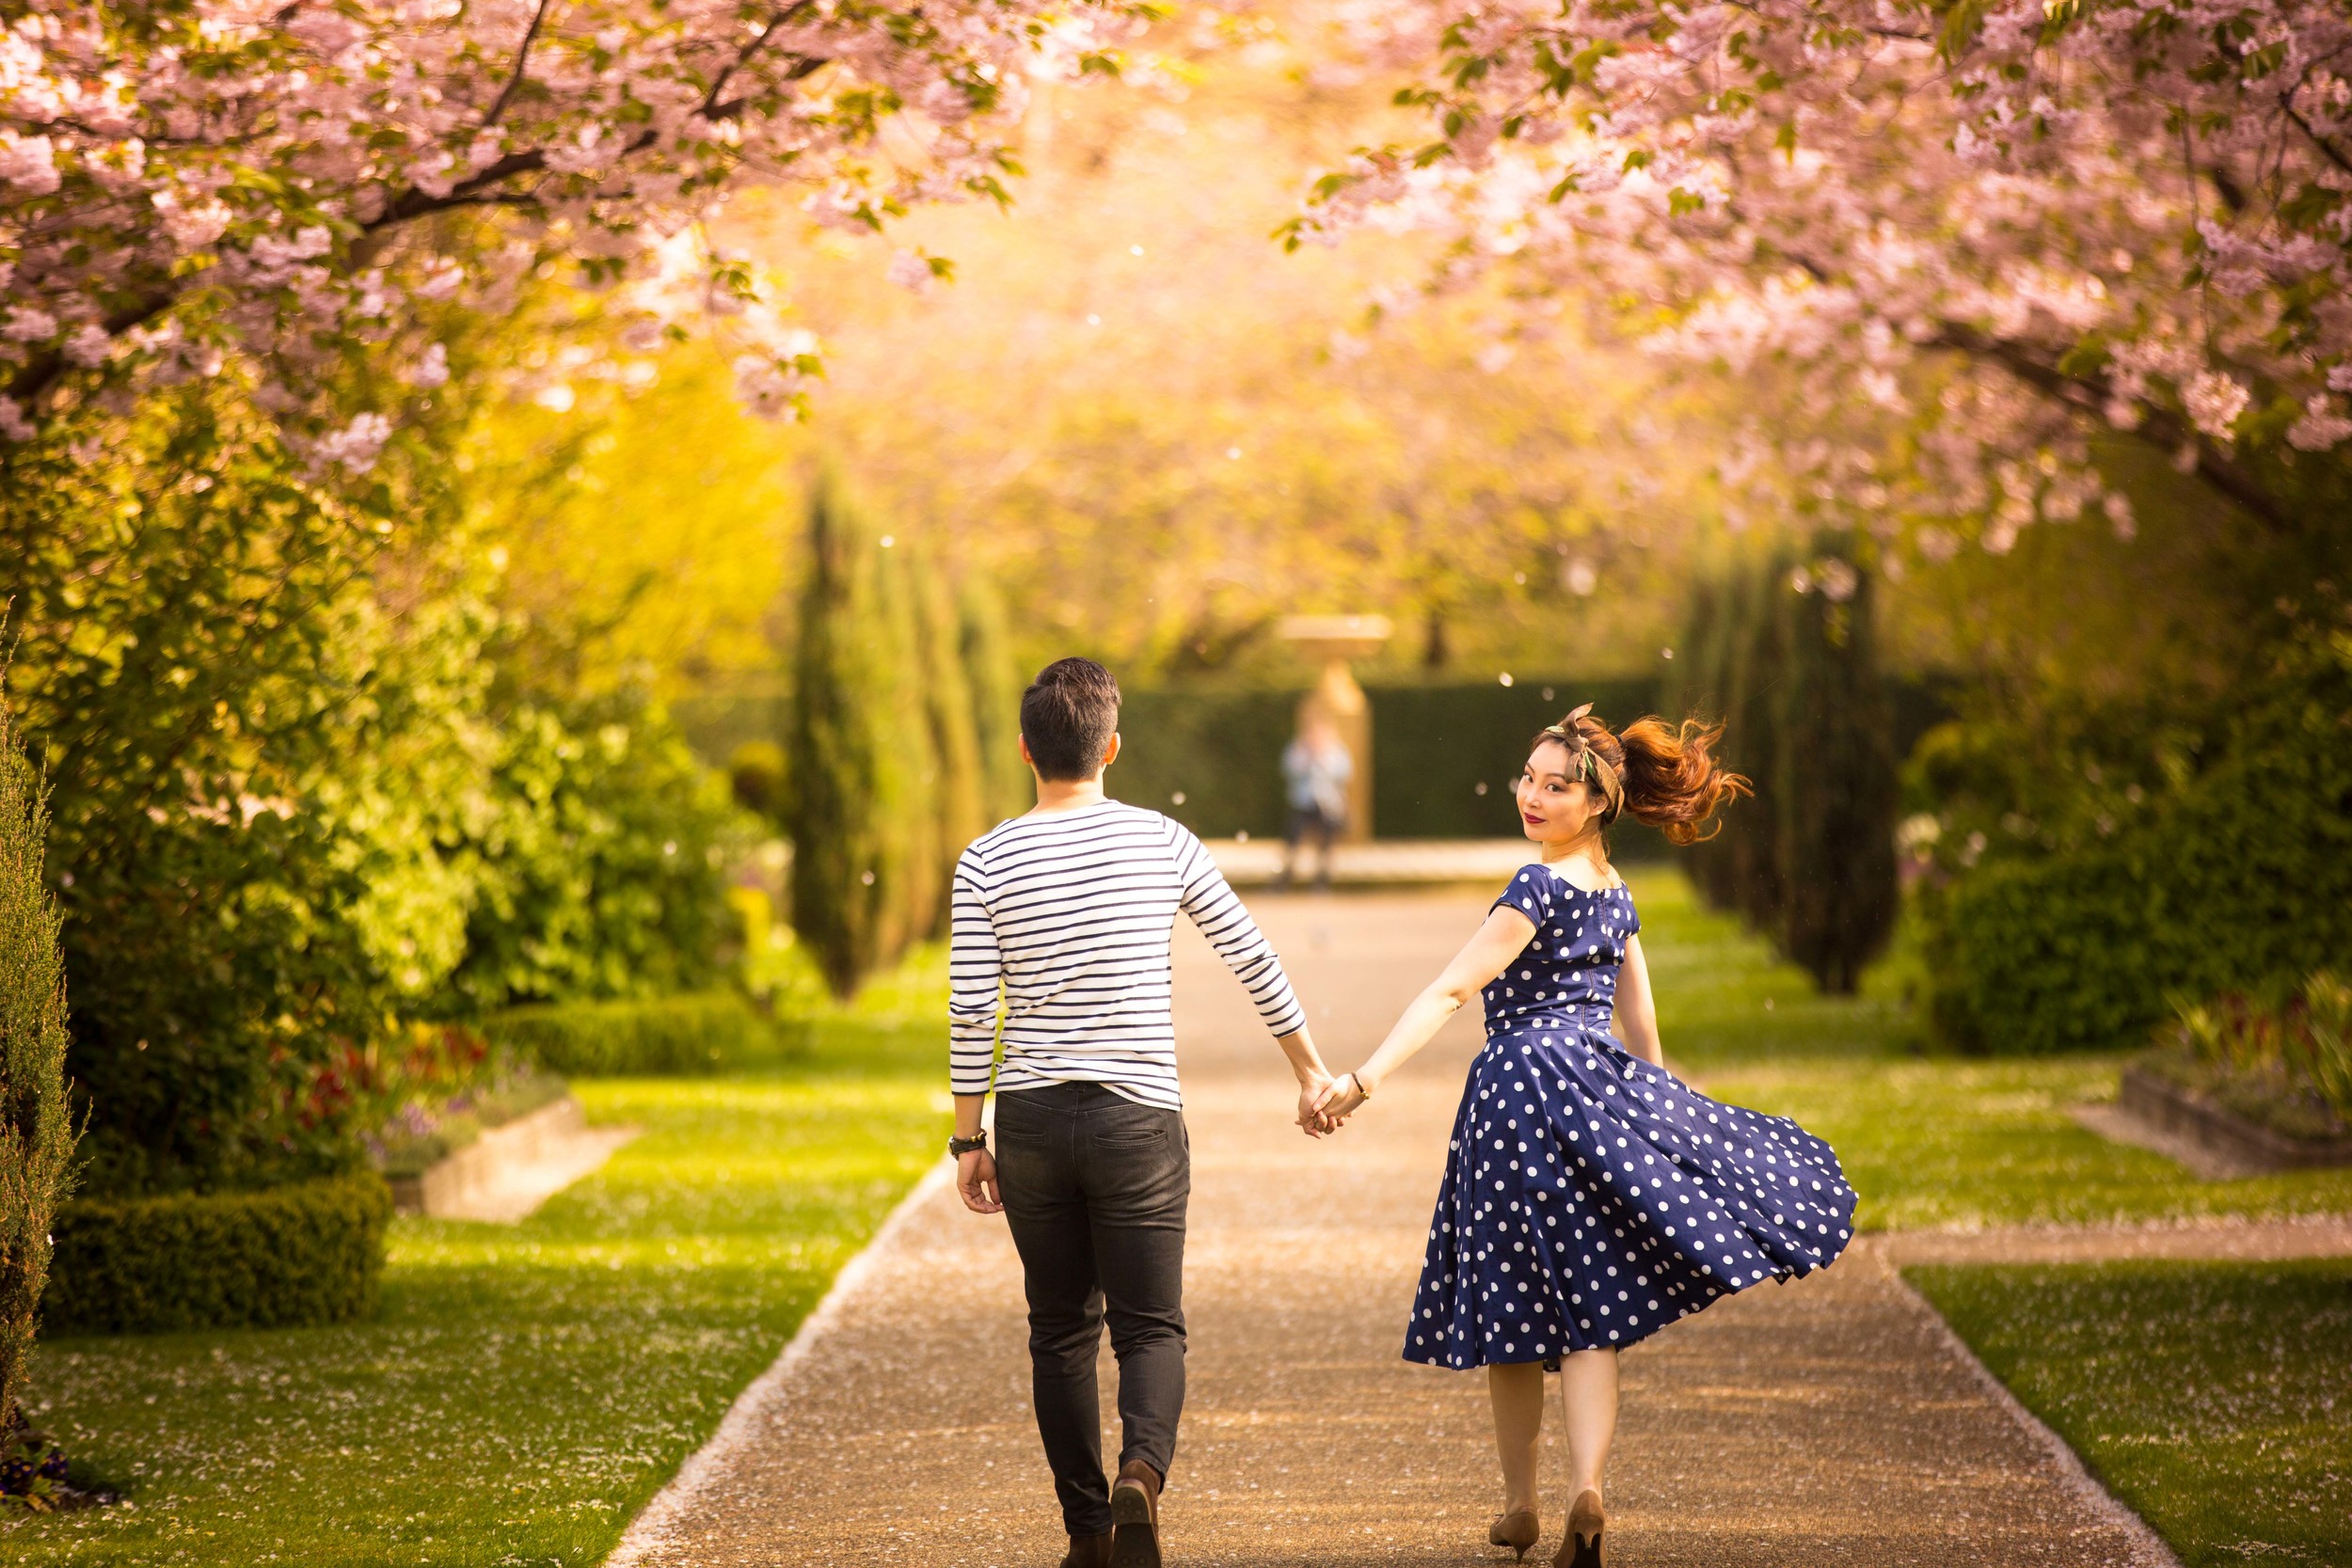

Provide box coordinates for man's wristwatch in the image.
[948,1132,991,1157]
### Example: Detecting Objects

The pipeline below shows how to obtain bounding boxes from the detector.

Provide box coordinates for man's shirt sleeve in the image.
[946,842,1002,1095]
[1174,825,1308,1037]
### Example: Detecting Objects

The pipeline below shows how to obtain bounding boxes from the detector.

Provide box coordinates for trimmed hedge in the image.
[1111,689,1302,840]
[1923,634,2352,1053]
[1113,677,1671,847]
[1368,678,1668,847]
[43,1172,392,1336]
[484,990,777,1076]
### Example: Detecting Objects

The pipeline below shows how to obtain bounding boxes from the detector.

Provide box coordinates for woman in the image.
[1313,705,1855,1567]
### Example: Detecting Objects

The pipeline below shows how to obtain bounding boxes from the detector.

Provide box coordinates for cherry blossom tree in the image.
[1293,0,2352,557]
[0,0,1144,460]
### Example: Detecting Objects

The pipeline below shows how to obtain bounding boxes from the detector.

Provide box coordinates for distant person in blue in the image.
[1278,711,1353,891]
[1312,704,1857,1568]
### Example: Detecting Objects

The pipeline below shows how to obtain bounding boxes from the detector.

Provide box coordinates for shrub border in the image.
[43,1172,392,1337]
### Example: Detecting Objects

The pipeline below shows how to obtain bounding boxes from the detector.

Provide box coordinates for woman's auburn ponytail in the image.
[1613,716,1750,846]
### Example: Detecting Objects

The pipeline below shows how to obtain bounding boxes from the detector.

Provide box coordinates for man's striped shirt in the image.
[948,800,1306,1109]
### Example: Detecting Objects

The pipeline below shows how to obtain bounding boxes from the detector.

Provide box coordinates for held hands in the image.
[1295,1070,1371,1136]
[1295,1073,1339,1138]
[1315,1071,1370,1124]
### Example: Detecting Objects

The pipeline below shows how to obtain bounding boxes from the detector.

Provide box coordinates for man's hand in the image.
[958,1148,1003,1213]
[1295,1073,1340,1137]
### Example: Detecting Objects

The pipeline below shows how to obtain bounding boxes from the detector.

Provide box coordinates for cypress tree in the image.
[871,535,943,951]
[1678,571,1743,911]
[957,578,1030,823]
[1772,536,1899,992]
[911,548,986,939]
[1681,551,1788,927]
[785,474,929,996]
[0,684,77,1436]
[1725,553,1793,932]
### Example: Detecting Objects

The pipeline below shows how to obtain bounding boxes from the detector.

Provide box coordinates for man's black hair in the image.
[1021,657,1120,781]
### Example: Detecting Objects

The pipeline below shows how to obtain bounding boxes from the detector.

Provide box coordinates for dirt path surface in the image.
[612,891,2181,1568]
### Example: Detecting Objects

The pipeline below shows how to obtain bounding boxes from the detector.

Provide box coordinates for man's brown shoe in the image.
[1058,1531,1113,1568]
[1108,1460,1163,1568]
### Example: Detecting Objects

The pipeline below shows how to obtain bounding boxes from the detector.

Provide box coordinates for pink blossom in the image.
[2184,372,2250,442]
[2288,397,2352,451]
[404,342,450,389]
[887,249,937,293]
[61,324,111,367]
[309,411,392,474]
[0,131,58,194]
[0,0,1129,444]
[1301,0,2352,546]
[3,306,56,343]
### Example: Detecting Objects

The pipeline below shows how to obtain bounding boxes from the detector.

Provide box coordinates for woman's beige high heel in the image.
[1488,1508,1540,1560]
[1552,1489,1603,1568]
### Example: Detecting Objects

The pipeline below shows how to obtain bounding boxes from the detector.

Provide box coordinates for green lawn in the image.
[1910,1259,2352,1567]
[5,1016,948,1567]
[1629,869,2352,1229]
[13,880,2352,1565]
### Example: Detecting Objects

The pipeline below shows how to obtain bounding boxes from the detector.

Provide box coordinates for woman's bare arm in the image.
[1318,905,1537,1117]
[1613,933,1664,1067]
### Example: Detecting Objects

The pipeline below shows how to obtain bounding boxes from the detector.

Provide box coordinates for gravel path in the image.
[612,891,2199,1568]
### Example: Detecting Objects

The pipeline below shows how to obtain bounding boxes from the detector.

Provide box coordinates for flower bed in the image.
[2113,975,2352,1172]
[2130,1044,2352,1151]
[367,1064,571,1182]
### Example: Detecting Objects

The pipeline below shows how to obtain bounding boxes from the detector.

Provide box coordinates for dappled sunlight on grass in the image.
[1911,1259,2352,1567]
[4,1023,948,1567]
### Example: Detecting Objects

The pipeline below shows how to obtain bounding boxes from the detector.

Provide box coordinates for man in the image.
[948,657,1338,1568]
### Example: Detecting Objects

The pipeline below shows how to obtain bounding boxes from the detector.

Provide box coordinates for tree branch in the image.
[700,2,818,119]
[2,289,180,410]
[1924,320,2294,534]
[482,0,560,129]
[2204,161,2249,217]
[2280,95,2352,180]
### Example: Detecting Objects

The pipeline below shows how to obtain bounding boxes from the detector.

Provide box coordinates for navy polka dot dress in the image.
[1403,864,1856,1369]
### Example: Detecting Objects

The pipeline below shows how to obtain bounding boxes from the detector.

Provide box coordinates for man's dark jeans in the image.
[993,1082,1189,1538]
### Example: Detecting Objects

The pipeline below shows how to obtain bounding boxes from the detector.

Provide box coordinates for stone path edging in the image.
[1876,1214,2352,1267]
[604,1155,958,1568]
[1879,1266,2184,1568]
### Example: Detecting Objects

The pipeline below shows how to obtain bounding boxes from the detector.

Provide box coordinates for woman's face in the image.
[1515,739,1604,846]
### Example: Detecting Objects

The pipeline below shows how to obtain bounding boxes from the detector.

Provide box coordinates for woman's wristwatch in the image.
[947,1132,990,1157]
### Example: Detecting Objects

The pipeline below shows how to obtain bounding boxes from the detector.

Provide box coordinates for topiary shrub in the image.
[43,1172,392,1336]
[483,990,778,1076]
